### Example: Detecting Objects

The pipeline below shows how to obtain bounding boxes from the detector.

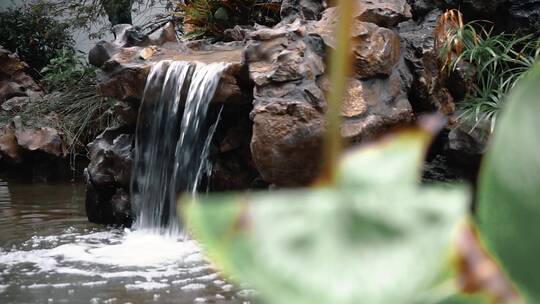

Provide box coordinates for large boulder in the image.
[245,6,414,186]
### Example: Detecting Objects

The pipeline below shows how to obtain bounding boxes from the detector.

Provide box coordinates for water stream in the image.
[131,60,227,235]
[0,61,250,303]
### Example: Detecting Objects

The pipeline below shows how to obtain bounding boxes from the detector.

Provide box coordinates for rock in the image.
[0,124,21,163]
[407,0,540,33]
[86,127,134,188]
[398,9,455,115]
[251,102,324,186]
[85,182,132,227]
[90,25,248,106]
[85,127,134,226]
[1,96,30,111]
[0,81,27,104]
[245,20,327,185]
[110,188,132,226]
[0,46,43,109]
[0,47,42,93]
[313,8,401,79]
[320,61,413,141]
[280,0,326,22]
[352,0,412,28]
[12,116,67,158]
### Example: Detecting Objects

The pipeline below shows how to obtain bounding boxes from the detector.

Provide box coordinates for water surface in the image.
[0,179,250,304]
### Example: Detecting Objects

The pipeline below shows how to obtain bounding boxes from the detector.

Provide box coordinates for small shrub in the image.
[173,0,282,40]
[0,0,74,77]
[40,48,94,92]
[437,13,540,131]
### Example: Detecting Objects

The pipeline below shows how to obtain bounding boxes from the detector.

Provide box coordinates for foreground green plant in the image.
[476,61,540,302]
[439,20,540,132]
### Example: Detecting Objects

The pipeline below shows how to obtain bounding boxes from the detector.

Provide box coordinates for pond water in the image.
[0,179,251,304]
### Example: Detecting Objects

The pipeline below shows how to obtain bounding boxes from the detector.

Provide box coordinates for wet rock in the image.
[87,127,134,188]
[110,188,132,226]
[85,127,134,226]
[352,0,412,28]
[90,25,248,106]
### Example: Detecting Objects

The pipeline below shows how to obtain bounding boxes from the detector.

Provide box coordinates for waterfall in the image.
[130,60,227,236]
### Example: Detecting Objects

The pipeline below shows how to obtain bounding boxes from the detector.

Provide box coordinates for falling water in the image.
[131,60,228,235]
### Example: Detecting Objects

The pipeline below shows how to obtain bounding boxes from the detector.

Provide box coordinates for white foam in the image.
[27,283,71,289]
[125,282,170,290]
[181,283,206,291]
[0,228,231,298]
[80,281,108,287]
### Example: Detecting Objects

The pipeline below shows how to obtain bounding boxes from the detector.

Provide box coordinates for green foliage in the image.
[440,22,540,132]
[476,62,540,302]
[174,0,281,40]
[0,1,74,77]
[1,49,118,157]
[184,131,471,304]
[41,49,95,92]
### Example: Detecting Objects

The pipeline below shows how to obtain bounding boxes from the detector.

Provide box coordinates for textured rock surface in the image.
[245,5,415,185]
[0,46,42,106]
[89,23,249,108]
[0,117,67,164]
[399,9,455,115]
[280,0,327,22]
[85,126,134,226]
[352,0,412,28]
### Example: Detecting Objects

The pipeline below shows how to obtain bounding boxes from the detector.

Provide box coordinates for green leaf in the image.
[476,62,540,302]
[337,131,431,188]
[183,132,470,304]
[214,7,229,22]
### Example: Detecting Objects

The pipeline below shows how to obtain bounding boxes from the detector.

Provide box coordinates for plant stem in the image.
[318,0,354,185]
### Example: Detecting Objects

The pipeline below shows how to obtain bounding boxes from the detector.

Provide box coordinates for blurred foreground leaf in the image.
[183,132,470,304]
[476,62,540,301]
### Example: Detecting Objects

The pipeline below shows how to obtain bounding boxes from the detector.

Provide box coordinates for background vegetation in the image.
[0,1,74,78]
[438,10,540,131]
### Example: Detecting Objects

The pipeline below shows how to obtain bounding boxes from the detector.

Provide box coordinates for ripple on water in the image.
[0,228,246,304]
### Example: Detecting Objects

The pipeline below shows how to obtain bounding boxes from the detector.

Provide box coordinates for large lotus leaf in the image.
[185,187,467,304]
[476,63,540,301]
[337,130,432,188]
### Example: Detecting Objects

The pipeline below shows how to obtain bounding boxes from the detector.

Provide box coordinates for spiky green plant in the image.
[440,21,540,132]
